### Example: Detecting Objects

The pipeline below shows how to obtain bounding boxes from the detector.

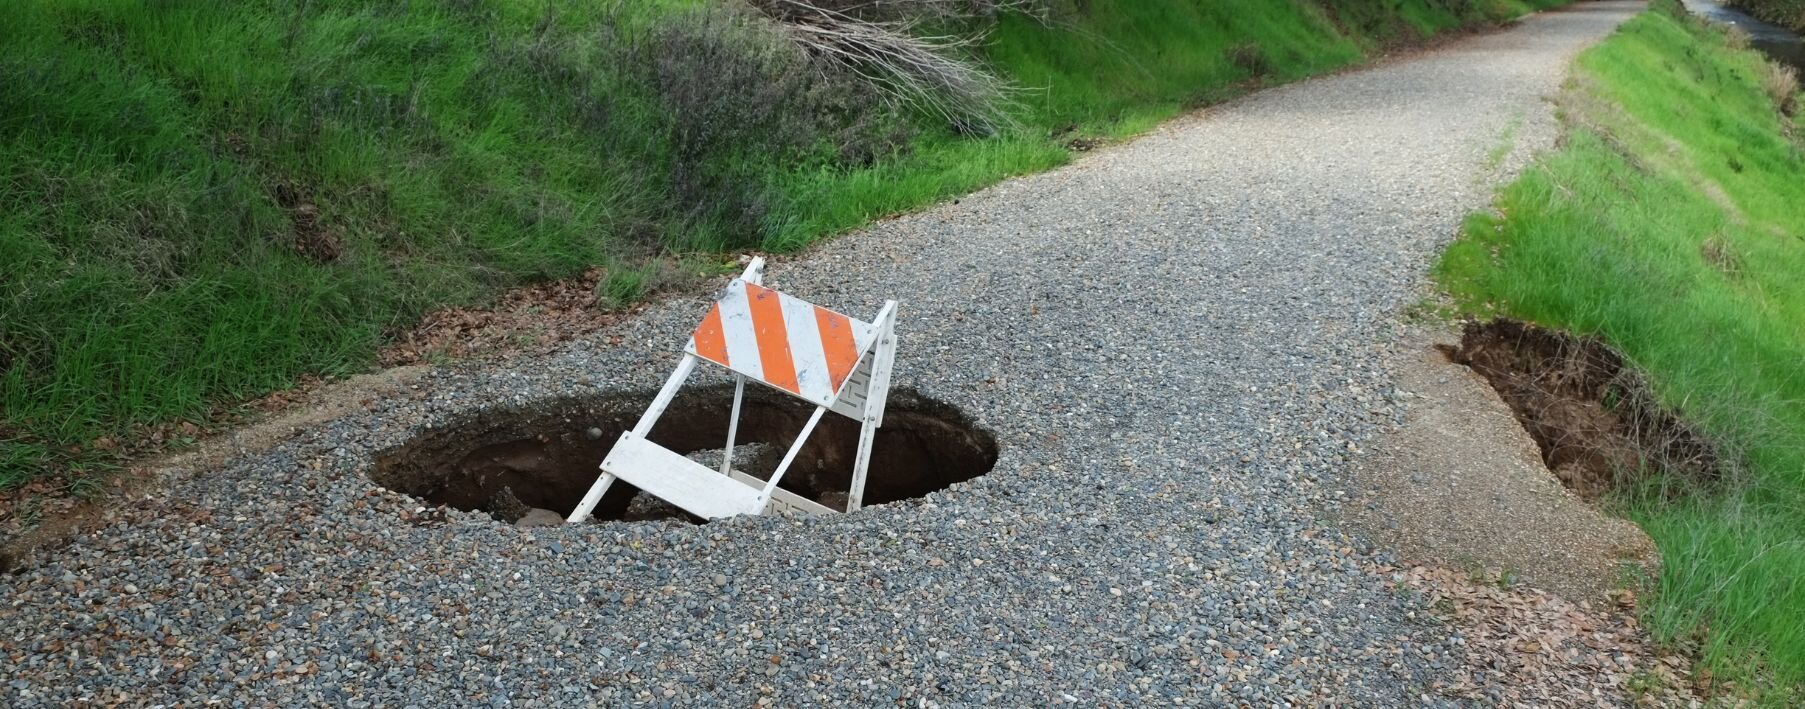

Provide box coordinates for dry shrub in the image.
[753,0,1044,23]
[744,0,1046,134]
[1701,234,1744,277]
[1724,25,1753,51]
[570,0,1046,247]
[1756,60,1800,117]
[608,5,911,246]
[1227,42,1269,77]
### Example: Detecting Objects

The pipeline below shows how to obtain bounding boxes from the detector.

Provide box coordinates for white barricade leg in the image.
[754,406,827,514]
[568,354,698,524]
[848,422,878,513]
[847,302,898,512]
[632,354,698,437]
[719,375,745,476]
[565,473,617,525]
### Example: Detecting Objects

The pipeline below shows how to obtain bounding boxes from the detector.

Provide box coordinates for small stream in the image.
[1684,0,1805,72]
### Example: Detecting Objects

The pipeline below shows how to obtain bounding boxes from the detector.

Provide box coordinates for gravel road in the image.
[3,4,1641,706]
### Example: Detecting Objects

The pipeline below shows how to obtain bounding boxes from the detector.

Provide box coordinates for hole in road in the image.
[371,385,997,525]
[1440,319,1721,501]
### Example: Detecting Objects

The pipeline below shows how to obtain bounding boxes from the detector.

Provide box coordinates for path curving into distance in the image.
[1,3,1642,705]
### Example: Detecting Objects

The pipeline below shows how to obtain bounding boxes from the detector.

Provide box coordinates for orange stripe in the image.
[814,306,860,391]
[745,283,800,394]
[692,304,728,366]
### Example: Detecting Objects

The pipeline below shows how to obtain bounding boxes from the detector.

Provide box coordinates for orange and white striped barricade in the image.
[566,258,898,523]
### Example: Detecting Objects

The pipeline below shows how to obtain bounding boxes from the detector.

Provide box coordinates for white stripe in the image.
[780,292,834,405]
[849,318,878,357]
[716,281,763,383]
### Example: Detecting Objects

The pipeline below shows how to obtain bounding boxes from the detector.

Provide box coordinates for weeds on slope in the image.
[1437,0,1805,697]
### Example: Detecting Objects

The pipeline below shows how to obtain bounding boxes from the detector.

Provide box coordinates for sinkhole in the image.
[371,385,997,525]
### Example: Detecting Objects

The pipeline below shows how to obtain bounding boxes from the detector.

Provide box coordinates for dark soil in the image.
[372,385,997,523]
[1443,319,1721,501]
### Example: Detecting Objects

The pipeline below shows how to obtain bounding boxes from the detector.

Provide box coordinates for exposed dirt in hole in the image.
[1443,319,1721,501]
[372,386,997,524]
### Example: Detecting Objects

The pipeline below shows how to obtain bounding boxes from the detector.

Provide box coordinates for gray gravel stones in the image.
[0,5,1638,706]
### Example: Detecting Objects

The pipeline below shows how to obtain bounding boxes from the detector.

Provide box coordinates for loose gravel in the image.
[1,5,1640,706]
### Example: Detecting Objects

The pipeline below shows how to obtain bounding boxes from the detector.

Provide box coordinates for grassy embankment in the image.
[1436,1,1805,696]
[0,0,1568,487]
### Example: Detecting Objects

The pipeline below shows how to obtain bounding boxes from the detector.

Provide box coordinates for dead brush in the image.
[750,0,1046,23]
[595,3,913,246]
[743,0,1046,134]
[1723,25,1753,51]
[1756,59,1800,118]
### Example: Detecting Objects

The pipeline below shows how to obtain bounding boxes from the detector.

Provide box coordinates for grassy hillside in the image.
[0,0,1568,486]
[1437,1,1805,695]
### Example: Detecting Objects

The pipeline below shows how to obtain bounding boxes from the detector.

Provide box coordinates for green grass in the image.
[0,0,701,485]
[1436,1,1805,695]
[0,0,1569,487]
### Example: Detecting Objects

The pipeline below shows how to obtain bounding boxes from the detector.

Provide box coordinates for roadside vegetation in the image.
[0,0,1569,487]
[1730,0,1805,31]
[1436,0,1805,696]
